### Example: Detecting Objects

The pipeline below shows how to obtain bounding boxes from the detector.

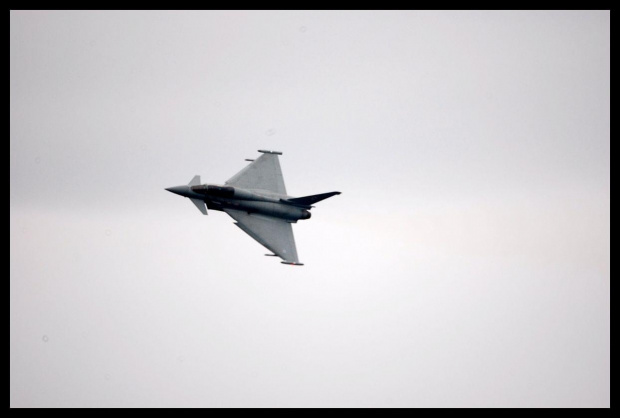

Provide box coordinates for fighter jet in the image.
[165,150,340,265]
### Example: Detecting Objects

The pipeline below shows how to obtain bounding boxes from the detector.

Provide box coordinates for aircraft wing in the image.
[224,209,300,264]
[225,151,287,195]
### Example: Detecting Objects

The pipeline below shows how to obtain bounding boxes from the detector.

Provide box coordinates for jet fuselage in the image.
[165,184,311,222]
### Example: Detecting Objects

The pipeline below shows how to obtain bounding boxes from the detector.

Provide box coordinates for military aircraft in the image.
[165,150,340,265]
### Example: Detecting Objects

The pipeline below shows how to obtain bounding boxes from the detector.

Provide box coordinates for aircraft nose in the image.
[165,185,189,197]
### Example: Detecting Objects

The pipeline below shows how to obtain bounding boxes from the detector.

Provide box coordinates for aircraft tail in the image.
[284,191,341,208]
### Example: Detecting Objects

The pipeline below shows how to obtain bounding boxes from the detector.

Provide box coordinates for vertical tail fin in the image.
[284,192,341,207]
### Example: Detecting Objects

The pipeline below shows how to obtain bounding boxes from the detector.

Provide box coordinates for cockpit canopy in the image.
[190,184,235,197]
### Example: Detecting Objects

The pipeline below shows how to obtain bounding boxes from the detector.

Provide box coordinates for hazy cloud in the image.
[11,10,609,407]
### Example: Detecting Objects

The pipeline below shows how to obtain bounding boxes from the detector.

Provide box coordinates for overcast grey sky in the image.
[10,11,609,407]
